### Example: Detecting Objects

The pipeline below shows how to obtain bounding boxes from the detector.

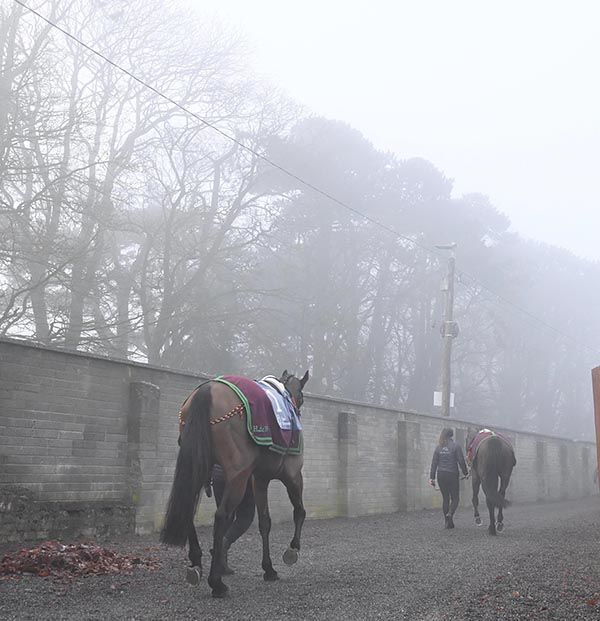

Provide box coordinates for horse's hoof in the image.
[496,522,504,532]
[186,566,202,586]
[488,527,497,536]
[211,584,229,599]
[264,570,279,582]
[475,517,482,526]
[283,547,298,566]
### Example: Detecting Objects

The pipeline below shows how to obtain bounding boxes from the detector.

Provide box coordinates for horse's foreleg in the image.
[186,523,203,585]
[471,472,482,525]
[281,469,305,566]
[254,475,278,582]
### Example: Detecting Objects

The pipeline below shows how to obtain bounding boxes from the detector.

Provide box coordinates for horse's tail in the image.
[160,384,213,546]
[482,439,510,509]
[483,481,509,509]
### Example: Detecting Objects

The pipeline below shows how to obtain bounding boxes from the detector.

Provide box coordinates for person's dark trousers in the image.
[212,467,256,545]
[437,470,460,521]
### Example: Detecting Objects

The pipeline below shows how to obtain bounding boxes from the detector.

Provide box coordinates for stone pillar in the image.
[127,381,160,534]
[453,427,469,507]
[397,420,421,511]
[337,411,358,517]
[454,427,466,453]
[536,441,547,501]
[559,444,569,499]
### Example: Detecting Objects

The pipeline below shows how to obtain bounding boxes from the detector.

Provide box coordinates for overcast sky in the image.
[191,0,599,262]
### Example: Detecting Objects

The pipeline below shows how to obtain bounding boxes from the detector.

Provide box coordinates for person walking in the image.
[210,464,256,574]
[429,427,469,528]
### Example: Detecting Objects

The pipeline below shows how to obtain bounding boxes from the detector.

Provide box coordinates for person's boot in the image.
[222,538,234,575]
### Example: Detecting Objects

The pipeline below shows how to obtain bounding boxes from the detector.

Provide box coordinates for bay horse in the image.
[160,370,309,598]
[466,428,517,535]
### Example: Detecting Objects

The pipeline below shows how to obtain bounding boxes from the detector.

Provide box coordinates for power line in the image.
[11,0,600,357]
[456,272,600,358]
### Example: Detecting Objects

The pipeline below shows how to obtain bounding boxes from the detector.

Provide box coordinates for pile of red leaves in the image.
[0,541,160,580]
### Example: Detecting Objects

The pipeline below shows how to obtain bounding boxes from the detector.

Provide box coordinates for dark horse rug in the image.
[214,375,302,454]
[467,429,512,464]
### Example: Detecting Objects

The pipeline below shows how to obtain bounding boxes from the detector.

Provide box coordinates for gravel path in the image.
[1,497,599,620]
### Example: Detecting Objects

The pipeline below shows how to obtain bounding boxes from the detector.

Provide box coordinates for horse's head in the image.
[280,369,309,411]
[465,426,479,453]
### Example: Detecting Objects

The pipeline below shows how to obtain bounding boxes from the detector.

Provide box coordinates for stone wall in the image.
[0,338,596,541]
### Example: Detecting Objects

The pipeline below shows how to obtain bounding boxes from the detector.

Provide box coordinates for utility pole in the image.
[436,243,458,417]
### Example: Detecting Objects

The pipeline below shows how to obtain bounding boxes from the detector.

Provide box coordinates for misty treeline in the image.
[1,0,599,439]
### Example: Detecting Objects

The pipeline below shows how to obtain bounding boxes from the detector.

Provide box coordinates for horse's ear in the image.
[300,370,309,388]
[281,370,289,381]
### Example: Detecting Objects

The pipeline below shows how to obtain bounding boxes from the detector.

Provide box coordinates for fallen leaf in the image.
[0,541,160,580]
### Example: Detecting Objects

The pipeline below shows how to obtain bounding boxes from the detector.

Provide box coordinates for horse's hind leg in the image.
[472,472,482,525]
[208,473,249,598]
[496,502,504,531]
[496,471,512,532]
[221,482,255,575]
[254,475,278,582]
[485,496,497,535]
[482,478,498,535]
[186,523,203,585]
[281,463,305,566]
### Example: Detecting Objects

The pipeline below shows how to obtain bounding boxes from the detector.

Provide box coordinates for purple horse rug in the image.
[216,375,302,455]
[467,429,512,464]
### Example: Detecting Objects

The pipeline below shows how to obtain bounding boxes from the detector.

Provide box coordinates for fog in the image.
[1,0,599,441]
[195,0,600,262]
